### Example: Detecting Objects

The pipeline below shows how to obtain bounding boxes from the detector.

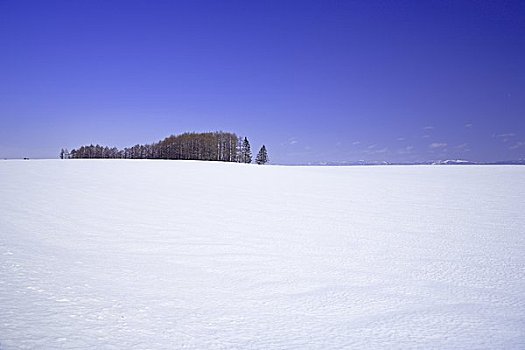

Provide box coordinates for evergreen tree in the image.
[241,137,252,163]
[256,145,269,165]
[59,148,70,159]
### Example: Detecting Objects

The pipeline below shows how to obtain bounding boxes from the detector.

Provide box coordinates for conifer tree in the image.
[241,137,252,163]
[59,148,70,159]
[256,145,269,165]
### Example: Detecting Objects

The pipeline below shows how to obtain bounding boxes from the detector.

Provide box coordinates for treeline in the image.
[61,131,269,164]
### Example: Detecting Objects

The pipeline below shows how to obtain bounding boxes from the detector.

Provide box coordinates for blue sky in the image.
[1,0,524,163]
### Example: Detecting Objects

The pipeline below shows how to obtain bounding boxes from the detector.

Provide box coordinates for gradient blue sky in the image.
[1,0,524,163]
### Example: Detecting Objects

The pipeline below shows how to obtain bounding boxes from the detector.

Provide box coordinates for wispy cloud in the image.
[367,144,376,149]
[352,141,361,146]
[288,137,298,145]
[465,123,473,128]
[366,147,388,154]
[495,133,515,138]
[396,137,405,141]
[455,143,470,152]
[494,133,516,143]
[509,141,525,150]
[397,146,414,154]
[429,142,447,149]
[422,126,434,138]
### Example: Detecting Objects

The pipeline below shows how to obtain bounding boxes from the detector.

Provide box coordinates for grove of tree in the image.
[64,131,267,164]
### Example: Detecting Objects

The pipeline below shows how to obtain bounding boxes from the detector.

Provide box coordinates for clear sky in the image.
[1,0,524,163]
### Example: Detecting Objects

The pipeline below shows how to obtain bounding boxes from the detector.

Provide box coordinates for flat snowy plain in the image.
[1,160,524,349]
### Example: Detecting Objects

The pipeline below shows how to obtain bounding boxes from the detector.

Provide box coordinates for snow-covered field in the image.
[1,160,524,349]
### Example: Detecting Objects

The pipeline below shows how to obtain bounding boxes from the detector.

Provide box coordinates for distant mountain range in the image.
[296,159,525,166]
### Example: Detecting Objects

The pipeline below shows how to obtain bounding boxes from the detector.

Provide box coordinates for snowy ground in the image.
[1,160,524,349]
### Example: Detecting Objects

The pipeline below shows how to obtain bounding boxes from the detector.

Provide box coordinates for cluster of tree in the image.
[62,131,269,164]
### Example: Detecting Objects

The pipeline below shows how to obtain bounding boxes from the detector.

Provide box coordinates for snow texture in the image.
[1,160,524,349]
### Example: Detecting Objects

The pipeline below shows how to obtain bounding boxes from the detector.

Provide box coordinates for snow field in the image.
[1,160,524,349]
